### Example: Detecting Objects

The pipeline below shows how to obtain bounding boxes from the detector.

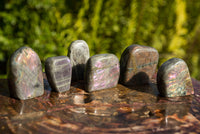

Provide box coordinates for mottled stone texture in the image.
[85,54,120,92]
[67,40,90,81]
[7,46,44,100]
[119,44,159,86]
[45,56,72,93]
[157,58,194,97]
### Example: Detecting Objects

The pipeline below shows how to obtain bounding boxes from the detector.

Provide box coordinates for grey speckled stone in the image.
[157,58,194,97]
[45,56,72,93]
[120,44,159,86]
[68,40,90,81]
[7,46,44,100]
[85,54,120,92]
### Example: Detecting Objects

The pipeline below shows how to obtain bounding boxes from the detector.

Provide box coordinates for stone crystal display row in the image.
[7,41,194,100]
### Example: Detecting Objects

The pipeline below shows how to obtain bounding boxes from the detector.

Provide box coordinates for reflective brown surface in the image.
[1,75,200,133]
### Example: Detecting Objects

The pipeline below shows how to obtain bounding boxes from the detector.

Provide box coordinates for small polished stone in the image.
[67,40,90,81]
[45,56,72,93]
[119,44,159,86]
[7,46,44,100]
[85,54,120,92]
[157,58,194,97]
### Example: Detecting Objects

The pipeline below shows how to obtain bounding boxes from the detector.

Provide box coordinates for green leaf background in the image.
[0,0,200,79]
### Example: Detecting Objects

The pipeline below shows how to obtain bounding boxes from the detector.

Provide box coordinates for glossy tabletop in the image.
[0,74,200,133]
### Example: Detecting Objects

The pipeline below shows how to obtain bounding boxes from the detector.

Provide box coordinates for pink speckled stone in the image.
[157,58,194,97]
[85,54,120,92]
[7,46,44,100]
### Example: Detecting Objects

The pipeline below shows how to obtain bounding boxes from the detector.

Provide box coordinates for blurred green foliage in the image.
[0,0,200,79]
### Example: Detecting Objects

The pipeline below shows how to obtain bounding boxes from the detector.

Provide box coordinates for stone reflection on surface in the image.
[157,96,192,128]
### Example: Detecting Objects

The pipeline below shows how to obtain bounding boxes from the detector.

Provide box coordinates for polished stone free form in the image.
[7,47,44,100]
[68,40,90,81]
[45,56,72,93]
[85,54,120,92]
[120,45,159,86]
[157,58,194,97]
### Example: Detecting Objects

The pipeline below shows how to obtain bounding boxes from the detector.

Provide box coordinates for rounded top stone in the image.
[125,44,158,55]
[8,46,44,100]
[67,40,90,66]
[10,46,41,70]
[157,58,193,97]
[87,54,119,69]
[68,40,88,49]
[158,58,187,76]
[45,56,70,65]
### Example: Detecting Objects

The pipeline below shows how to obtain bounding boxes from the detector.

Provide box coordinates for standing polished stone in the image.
[45,56,72,93]
[7,46,44,100]
[157,58,194,97]
[67,40,90,81]
[85,54,120,92]
[119,44,159,86]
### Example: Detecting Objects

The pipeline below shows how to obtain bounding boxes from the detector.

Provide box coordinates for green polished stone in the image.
[157,58,194,97]
[7,46,44,100]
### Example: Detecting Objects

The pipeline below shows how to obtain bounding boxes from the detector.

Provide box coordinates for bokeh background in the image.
[0,0,200,79]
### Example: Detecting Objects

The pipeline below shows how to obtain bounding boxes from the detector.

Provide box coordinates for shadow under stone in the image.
[121,72,159,96]
[0,79,10,97]
[72,63,85,82]
[125,72,150,86]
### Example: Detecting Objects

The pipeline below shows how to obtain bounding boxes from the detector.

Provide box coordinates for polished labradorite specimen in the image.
[157,58,194,97]
[85,54,120,92]
[119,44,159,86]
[7,47,44,100]
[45,56,72,93]
[67,40,90,81]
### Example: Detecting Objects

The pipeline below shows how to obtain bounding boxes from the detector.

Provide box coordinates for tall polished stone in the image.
[119,45,159,86]
[67,40,90,81]
[85,54,120,92]
[45,56,72,93]
[7,46,44,100]
[157,58,194,97]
